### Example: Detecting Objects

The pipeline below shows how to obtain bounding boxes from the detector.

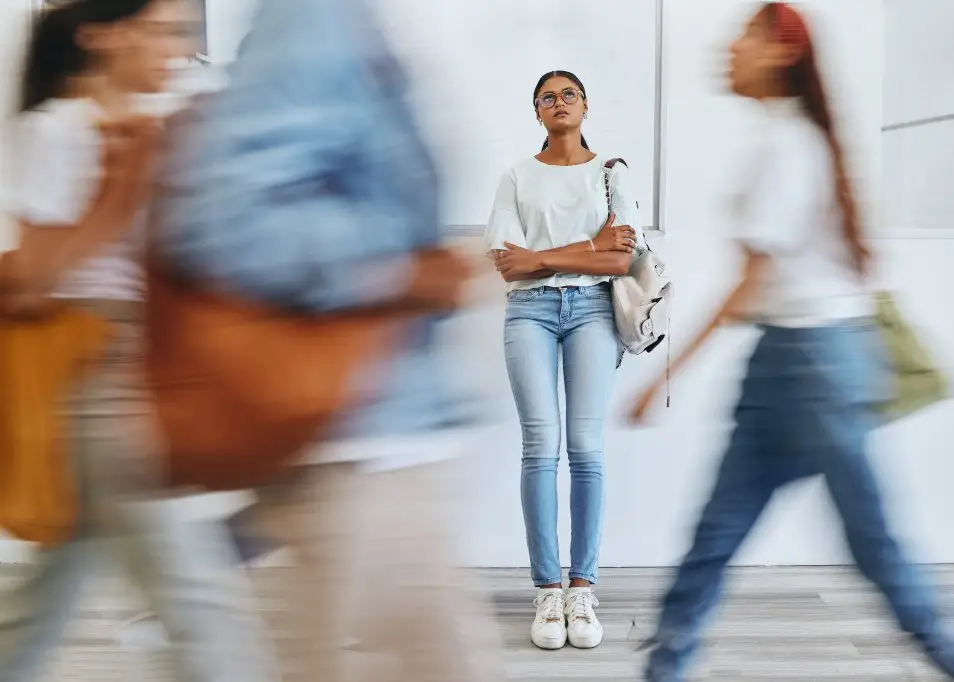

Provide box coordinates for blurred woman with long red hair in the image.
[629,4,954,680]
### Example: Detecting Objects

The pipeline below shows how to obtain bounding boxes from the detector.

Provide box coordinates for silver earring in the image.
[583,112,588,119]
[538,120,543,126]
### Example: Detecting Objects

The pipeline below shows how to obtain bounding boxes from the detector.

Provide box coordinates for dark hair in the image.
[760,3,864,267]
[20,0,156,112]
[533,70,590,152]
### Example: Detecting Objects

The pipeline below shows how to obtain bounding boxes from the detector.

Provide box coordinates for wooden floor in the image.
[2,565,953,681]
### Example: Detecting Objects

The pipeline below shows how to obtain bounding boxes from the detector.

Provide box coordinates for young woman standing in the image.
[629,5,954,680]
[0,2,273,680]
[485,70,640,650]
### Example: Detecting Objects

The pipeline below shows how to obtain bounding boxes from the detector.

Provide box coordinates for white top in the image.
[733,98,873,326]
[484,155,644,292]
[7,98,144,301]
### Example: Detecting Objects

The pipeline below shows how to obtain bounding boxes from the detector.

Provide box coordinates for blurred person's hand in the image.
[0,251,52,320]
[405,248,475,311]
[848,237,872,280]
[593,212,637,253]
[98,114,164,208]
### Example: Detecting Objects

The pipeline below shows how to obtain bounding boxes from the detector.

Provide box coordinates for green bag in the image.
[874,291,949,421]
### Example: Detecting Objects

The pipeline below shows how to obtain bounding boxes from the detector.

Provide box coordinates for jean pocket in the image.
[579,283,612,300]
[507,288,543,303]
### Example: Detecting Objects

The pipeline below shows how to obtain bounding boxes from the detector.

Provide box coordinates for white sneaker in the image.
[530,588,567,650]
[565,587,602,649]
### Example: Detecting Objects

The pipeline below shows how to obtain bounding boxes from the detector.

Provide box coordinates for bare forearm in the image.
[658,256,764,380]
[542,240,594,255]
[539,250,630,276]
[501,269,554,283]
[14,191,138,295]
[49,198,138,277]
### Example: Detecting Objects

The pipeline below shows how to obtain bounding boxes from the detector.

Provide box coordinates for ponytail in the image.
[801,51,862,252]
[762,2,865,269]
[541,134,589,152]
[19,0,157,112]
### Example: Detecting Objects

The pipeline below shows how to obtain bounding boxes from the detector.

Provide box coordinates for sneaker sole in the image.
[532,632,568,650]
[568,631,603,649]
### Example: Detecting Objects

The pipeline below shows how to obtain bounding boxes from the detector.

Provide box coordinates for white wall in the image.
[4,0,954,569]
[882,0,954,235]
[0,0,31,252]
[203,0,258,64]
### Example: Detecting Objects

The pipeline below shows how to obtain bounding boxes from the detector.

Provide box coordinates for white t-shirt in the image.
[484,155,644,292]
[733,98,872,326]
[7,98,144,301]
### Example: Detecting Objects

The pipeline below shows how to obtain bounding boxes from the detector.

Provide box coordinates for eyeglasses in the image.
[535,88,583,109]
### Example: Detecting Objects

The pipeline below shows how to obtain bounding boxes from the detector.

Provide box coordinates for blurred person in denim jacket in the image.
[150,0,504,680]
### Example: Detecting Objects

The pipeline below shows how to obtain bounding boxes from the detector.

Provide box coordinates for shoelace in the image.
[533,593,565,623]
[568,592,599,623]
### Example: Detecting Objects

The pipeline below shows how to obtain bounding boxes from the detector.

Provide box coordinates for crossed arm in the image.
[492,211,637,283]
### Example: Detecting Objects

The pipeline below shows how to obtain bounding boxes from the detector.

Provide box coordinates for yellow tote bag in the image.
[0,308,110,547]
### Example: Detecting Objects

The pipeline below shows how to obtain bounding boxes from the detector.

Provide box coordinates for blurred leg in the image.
[103,504,278,682]
[794,325,954,676]
[816,419,954,676]
[0,542,87,682]
[77,308,277,682]
[253,463,363,682]
[0,308,118,681]
[349,458,505,682]
[645,409,779,682]
[254,440,506,682]
[114,500,281,652]
[645,331,809,682]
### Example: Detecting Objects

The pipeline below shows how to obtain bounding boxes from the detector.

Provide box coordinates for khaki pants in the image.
[255,458,504,682]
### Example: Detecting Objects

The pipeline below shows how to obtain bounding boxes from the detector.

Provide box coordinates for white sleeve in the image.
[484,170,528,252]
[7,112,101,226]
[607,161,646,248]
[736,134,820,255]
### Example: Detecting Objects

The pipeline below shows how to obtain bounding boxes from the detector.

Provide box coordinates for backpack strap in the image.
[603,158,637,211]
[602,157,645,248]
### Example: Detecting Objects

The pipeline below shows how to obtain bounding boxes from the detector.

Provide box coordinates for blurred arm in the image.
[646,133,818,386]
[663,251,767,379]
[2,114,151,310]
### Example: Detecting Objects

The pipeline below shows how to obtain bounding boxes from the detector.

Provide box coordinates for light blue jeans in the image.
[646,322,954,681]
[504,284,620,586]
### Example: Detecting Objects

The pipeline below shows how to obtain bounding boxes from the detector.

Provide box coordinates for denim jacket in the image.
[155,0,463,437]
[158,0,439,310]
